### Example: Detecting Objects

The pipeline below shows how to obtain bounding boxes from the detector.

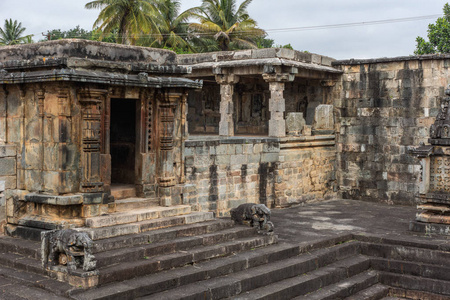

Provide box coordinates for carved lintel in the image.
[262,73,295,83]
[215,74,240,85]
[321,79,337,87]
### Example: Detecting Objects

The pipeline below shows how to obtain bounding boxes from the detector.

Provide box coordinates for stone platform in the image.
[0,200,449,299]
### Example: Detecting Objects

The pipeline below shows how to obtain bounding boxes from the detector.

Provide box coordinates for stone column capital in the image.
[321,79,337,87]
[215,74,240,85]
[262,73,295,83]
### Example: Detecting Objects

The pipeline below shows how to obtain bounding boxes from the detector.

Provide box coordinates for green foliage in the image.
[0,19,33,45]
[138,0,194,52]
[415,3,450,54]
[256,37,274,48]
[40,26,117,43]
[189,0,267,51]
[85,0,159,45]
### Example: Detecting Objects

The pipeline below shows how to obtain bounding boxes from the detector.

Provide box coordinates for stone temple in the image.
[0,40,449,299]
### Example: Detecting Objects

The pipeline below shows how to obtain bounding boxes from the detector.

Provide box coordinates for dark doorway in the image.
[110,99,137,184]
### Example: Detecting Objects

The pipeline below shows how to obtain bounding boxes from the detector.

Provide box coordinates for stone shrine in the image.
[0,40,202,237]
[411,84,450,235]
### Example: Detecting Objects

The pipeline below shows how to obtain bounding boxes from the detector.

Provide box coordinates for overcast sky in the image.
[0,0,447,60]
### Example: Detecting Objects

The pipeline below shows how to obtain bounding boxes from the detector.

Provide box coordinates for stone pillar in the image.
[180,92,188,184]
[158,92,180,206]
[78,89,108,193]
[215,74,239,137]
[0,87,7,143]
[263,73,295,137]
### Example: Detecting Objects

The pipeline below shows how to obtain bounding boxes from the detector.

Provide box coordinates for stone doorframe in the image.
[77,87,187,206]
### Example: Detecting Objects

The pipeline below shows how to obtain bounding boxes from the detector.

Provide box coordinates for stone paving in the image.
[0,199,449,299]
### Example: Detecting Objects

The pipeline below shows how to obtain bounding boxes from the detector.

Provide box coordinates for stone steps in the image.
[0,264,73,298]
[387,287,450,300]
[91,218,234,253]
[79,211,214,240]
[0,235,41,259]
[97,233,277,286]
[114,197,159,212]
[292,270,380,300]
[360,242,450,266]
[94,226,257,268]
[69,242,299,300]
[371,257,450,282]
[345,284,390,300]
[131,242,362,300]
[84,205,192,228]
[379,272,450,297]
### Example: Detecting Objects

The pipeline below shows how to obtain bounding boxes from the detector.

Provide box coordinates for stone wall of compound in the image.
[184,136,337,216]
[333,55,450,205]
[0,145,16,231]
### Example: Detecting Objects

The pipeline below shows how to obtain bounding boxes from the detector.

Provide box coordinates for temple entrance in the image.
[110,98,137,185]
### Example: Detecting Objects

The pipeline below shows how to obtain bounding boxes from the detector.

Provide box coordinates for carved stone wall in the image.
[333,57,450,205]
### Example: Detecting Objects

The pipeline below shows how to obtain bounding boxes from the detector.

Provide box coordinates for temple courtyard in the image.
[0,199,449,299]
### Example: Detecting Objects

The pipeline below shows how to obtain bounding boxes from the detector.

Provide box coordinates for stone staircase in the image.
[1,219,450,299]
[71,234,450,300]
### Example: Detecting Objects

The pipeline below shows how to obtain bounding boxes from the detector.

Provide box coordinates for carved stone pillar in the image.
[78,89,108,193]
[158,92,180,206]
[263,73,295,137]
[0,87,7,143]
[216,74,239,137]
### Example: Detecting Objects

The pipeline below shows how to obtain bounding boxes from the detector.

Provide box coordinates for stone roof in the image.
[0,39,202,89]
[178,48,342,74]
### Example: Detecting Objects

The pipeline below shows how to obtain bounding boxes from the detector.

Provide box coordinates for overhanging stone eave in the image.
[181,57,342,75]
[0,57,192,75]
[0,69,203,89]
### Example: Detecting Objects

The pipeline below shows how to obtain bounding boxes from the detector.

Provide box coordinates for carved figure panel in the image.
[429,156,450,193]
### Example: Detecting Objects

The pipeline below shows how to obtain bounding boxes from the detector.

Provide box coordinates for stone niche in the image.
[411,85,450,235]
[0,40,202,238]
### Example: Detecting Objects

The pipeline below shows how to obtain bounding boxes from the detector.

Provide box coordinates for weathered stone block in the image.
[0,176,14,190]
[0,157,16,176]
[286,112,306,136]
[313,105,334,130]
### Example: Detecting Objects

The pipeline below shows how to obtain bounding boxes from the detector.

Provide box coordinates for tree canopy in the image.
[0,19,33,45]
[85,0,159,45]
[415,3,450,55]
[189,0,266,52]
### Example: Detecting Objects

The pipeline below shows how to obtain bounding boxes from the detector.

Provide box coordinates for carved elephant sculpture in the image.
[230,203,274,232]
[42,229,96,273]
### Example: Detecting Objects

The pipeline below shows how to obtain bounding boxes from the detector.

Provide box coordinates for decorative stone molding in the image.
[78,89,108,193]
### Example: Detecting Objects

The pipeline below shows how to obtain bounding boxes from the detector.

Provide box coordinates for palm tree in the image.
[139,0,194,51]
[0,19,33,45]
[189,0,266,51]
[85,0,159,45]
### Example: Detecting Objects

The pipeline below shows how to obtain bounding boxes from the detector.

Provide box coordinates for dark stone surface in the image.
[0,199,449,299]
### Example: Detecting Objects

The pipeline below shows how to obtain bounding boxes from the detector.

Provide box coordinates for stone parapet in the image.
[178,48,336,67]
